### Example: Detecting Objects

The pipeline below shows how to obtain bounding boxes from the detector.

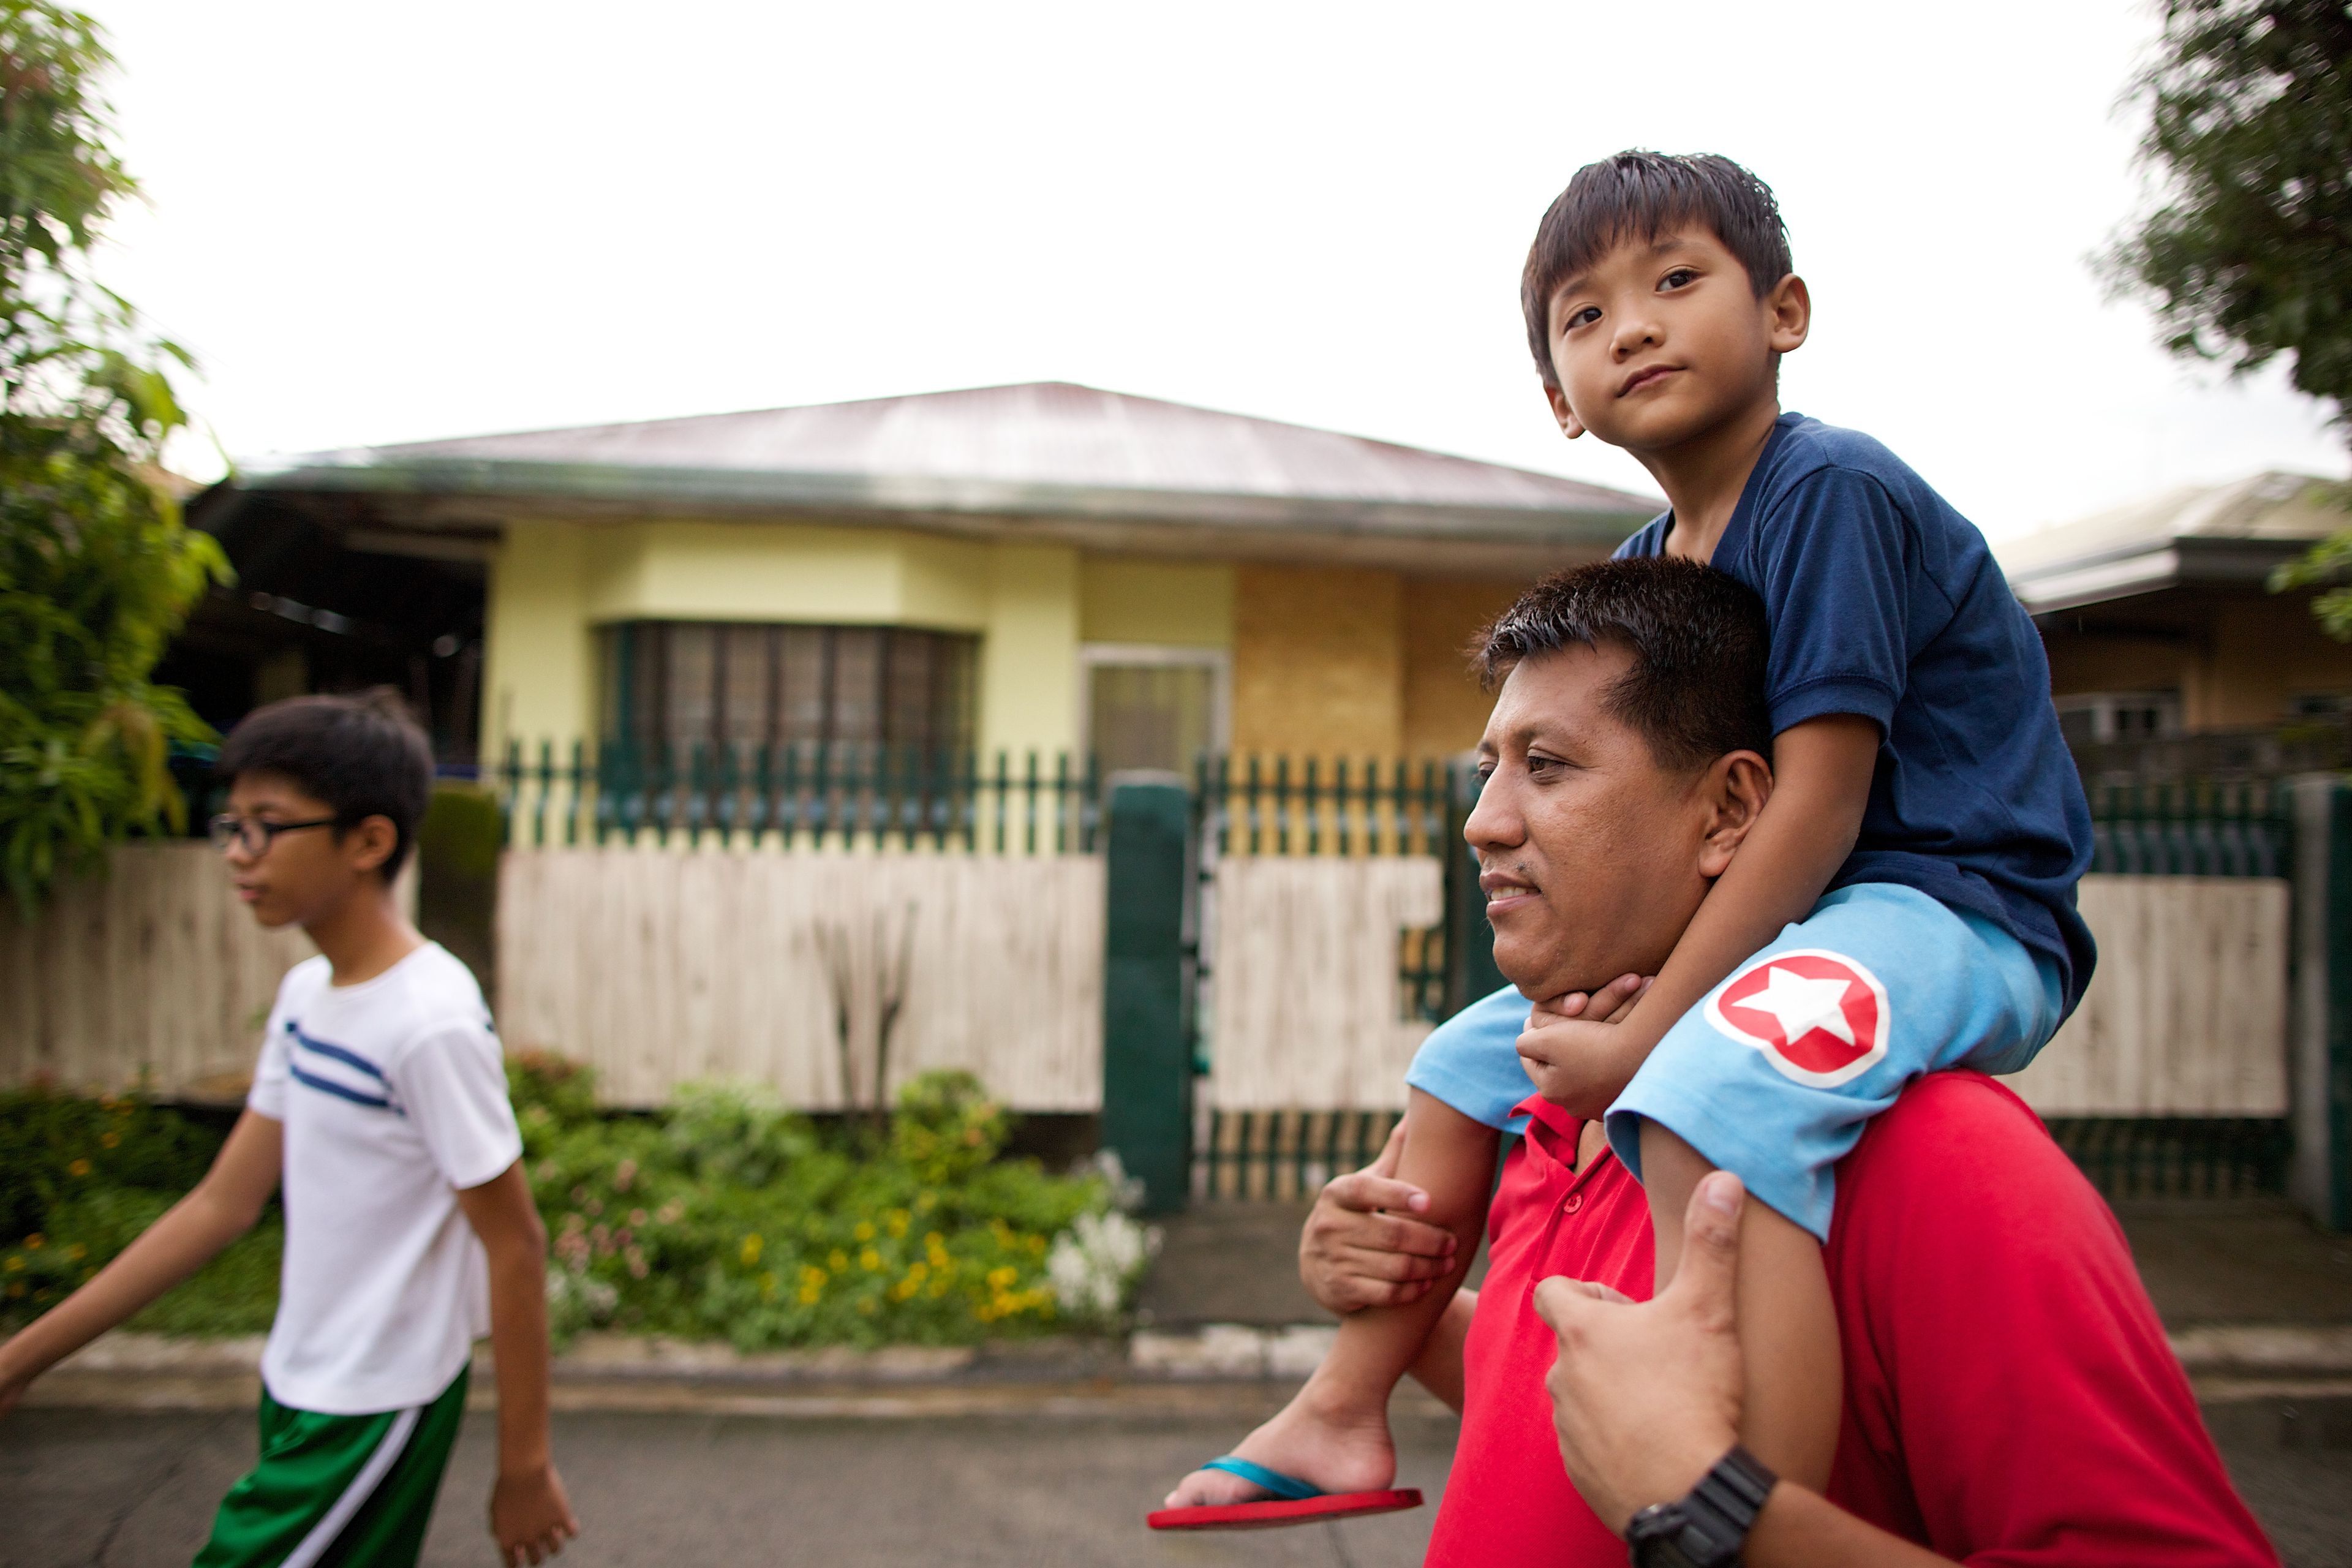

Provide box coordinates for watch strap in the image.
[1624,1444,1777,1567]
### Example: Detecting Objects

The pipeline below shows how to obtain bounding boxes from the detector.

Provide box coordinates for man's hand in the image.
[1298,1118,1458,1312]
[1517,974,1654,1119]
[1533,1170,1750,1535]
[489,1459,578,1567]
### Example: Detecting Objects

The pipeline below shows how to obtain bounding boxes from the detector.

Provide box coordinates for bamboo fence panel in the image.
[1204,854,1444,1110]
[0,843,415,1096]
[496,846,1104,1110]
[2010,873,2291,1117]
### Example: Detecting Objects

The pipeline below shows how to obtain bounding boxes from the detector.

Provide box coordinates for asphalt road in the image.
[4,1399,2346,1568]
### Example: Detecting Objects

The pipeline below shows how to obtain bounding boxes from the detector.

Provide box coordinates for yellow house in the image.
[195,383,1659,774]
[1994,472,2351,762]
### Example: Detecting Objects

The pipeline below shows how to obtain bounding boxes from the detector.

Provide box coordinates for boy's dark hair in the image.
[1475,556,1772,771]
[217,688,434,878]
[1520,151,1792,387]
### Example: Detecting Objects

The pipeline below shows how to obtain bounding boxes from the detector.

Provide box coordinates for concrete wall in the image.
[2041,591,2352,733]
[1079,559,1234,647]
[484,521,1545,771]
[1401,576,1524,760]
[481,519,1080,763]
[1231,565,1405,760]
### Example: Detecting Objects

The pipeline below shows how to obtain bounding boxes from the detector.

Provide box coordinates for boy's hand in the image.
[1517,974,1654,1119]
[489,1460,578,1566]
[0,1363,29,1421]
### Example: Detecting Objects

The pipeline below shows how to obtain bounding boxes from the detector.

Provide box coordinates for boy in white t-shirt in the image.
[0,690,576,1568]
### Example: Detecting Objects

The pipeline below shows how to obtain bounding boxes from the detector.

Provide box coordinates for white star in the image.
[1735,965,1856,1049]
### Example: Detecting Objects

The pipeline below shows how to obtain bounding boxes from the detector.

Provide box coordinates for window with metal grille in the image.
[599,623,978,755]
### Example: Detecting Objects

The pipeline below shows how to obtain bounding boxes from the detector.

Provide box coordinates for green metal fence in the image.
[2086,777,2291,877]
[1188,756,1476,1199]
[492,739,1098,853]
[2076,779,2298,1199]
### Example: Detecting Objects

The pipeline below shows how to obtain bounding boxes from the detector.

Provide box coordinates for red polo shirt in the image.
[1423,1071,2277,1567]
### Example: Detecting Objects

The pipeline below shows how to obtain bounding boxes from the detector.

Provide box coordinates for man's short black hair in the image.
[1475,556,1772,771]
[216,688,434,878]
[1520,150,1792,388]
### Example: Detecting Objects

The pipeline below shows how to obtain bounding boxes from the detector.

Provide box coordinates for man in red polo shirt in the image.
[1297,557,2275,1564]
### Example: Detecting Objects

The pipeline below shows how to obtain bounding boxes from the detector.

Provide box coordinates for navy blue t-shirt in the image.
[1616,412,2096,1012]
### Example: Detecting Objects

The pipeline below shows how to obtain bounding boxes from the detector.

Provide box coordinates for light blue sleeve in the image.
[1403,984,1536,1133]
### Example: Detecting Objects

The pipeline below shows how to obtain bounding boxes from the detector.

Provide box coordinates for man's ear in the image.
[1695,750,1773,878]
[340,813,399,877]
[1766,273,1810,356]
[1543,382,1586,441]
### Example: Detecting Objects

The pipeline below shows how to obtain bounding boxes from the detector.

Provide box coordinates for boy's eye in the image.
[1659,268,1696,290]
[1564,306,1601,330]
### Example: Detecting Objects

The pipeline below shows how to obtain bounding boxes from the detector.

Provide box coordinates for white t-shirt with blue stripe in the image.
[248,943,522,1415]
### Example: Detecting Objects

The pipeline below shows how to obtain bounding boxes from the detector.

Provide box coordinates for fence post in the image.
[2290,775,2352,1231]
[1100,775,1193,1214]
[1443,760,1507,1016]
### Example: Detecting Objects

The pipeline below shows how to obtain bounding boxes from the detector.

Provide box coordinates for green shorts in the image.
[192,1367,469,1568]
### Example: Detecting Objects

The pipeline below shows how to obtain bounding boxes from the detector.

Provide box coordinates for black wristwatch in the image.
[1623,1444,1777,1567]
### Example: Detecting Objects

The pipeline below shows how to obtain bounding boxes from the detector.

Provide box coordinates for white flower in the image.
[1047,1209,1161,1319]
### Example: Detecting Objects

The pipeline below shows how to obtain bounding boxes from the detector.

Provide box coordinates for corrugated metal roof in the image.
[241,382,1658,537]
[1995,471,2345,614]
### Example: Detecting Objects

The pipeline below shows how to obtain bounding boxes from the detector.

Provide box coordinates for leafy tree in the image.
[2100,0,2352,639]
[0,3,227,911]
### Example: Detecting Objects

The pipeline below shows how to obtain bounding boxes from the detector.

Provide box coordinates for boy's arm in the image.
[0,1107,282,1417]
[454,1162,578,1568]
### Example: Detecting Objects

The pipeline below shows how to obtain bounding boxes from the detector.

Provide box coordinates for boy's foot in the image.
[1161,1388,1396,1509]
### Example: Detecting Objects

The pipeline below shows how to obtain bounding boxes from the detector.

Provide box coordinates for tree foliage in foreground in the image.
[0,2,228,912]
[2100,1,2352,640]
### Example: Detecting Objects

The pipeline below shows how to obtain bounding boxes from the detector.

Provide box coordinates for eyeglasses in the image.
[208,814,341,856]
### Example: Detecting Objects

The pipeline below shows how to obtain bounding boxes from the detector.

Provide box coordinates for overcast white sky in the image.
[83,1,2351,539]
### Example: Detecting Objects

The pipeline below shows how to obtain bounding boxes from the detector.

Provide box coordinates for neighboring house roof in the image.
[1995,471,2346,616]
[227,382,1660,572]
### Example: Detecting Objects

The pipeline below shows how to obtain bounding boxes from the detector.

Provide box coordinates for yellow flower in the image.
[3,1257,21,1273]
[24,1234,43,1250]
[797,1286,821,1305]
[859,1248,882,1272]
[739,1234,763,1265]
[857,1298,876,1315]
[885,1210,910,1237]
[828,1250,849,1272]
[64,1244,85,1262]
[924,1231,944,1250]
[801,1264,828,1287]
[67,1159,91,1178]
[916,1191,937,1212]
[852,1221,876,1243]
[987,1265,1017,1289]
[99,1131,119,1149]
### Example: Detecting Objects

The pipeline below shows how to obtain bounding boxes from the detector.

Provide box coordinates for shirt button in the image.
[1563,1193,1583,1215]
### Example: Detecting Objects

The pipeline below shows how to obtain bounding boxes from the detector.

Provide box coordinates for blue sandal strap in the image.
[1202,1457,1324,1501]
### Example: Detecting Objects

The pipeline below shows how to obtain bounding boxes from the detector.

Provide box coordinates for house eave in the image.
[234,453,1656,552]
[2010,536,2315,616]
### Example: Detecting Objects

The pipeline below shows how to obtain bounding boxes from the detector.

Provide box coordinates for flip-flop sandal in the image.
[1145,1457,1423,1531]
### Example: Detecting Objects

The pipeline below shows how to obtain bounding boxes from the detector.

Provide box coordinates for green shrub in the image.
[2,1063,1155,1348]
[519,1061,1136,1350]
[0,1087,277,1333]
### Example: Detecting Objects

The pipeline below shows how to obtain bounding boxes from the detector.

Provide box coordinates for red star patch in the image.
[1705,949,1890,1087]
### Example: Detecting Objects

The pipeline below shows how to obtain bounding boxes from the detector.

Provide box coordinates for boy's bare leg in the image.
[1641,1122,1839,1489]
[1164,1091,1498,1506]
